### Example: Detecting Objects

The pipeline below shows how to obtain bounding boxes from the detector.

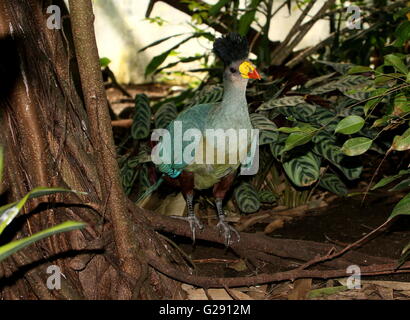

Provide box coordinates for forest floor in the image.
[108,84,410,300]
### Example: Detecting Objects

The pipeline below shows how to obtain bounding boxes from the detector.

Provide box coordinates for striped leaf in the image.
[319,173,347,196]
[312,138,362,180]
[276,103,317,122]
[317,60,353,74]
[188,85,223,107]
[250,113,278,145]
[258,190,277,204]
[154,102,178,129]
[131,94,151,140]
[311,107,339,131]
[283,152,321,187]
[234,182,261,214]
[269,134,287,159]
[305,72,337,88]
[311,76,370,95]
[258,96,306,111]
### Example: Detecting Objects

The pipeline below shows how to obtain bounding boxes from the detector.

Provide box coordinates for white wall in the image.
[90,0,330,84]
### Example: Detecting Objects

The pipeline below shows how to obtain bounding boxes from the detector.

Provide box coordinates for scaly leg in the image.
[168,171,203,243]
[213,173,240,246]
[215,198,240,246]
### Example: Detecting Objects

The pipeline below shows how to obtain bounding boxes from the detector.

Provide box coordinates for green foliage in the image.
[341,137,373,156]
[234,182,260,213]
[319,173,347,196]
[283,152,321,187]
[131,94,151,140]
[155,102,178,129]
[99,57,111,68]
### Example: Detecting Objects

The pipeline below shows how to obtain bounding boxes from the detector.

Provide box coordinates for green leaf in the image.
[392,128,410,151]
[154,102,178,129]
[238,0,262,35]
[389,178,410,191]
[0,221,86,262]
[364,88,388,115]
[138,33,185,52]
[209,0,230,16]
[234,183,260,213]
[276,104,317,122]
[99,57,111,68]
[311,75,370,95]
[317,60,353,74]
[393,93,410,115]
[389,192,410,220]
[0,188,86,235]
[258,190,277,203]
[250,113,278,145]
[312,136,362,180]
[283,152,321,187]
[319,173,347,196]
[393,21,410,47]
[384,54,409,75]
[144,35,195,76]
[188,85,224,107]
[371,169,410,190]
[282,131,315,153]
[258,96,306,110]
[335,115,365,135]
[132,94,151,140]
[347,66,373,74]
[341,137,372,156]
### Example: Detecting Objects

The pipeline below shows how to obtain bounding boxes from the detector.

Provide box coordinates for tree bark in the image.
[0,0,183,300]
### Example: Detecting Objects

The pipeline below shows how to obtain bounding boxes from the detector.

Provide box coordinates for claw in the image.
[171,215,203,243]
[216,216,240,247]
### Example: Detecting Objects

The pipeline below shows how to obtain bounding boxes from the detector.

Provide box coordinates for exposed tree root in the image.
[148,254,410,288]
[135,208,406,289]
[140,208,392,267]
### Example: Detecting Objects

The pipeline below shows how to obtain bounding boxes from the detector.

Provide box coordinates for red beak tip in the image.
[248,69,261,80]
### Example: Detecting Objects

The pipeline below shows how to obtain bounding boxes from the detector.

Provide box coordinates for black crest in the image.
[213,32,249,66]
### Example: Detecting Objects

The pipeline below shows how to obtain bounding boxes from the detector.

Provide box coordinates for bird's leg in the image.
[213,173,240,246]
[170,171,203,243]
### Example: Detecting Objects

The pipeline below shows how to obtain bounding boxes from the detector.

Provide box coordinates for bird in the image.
[141,33,261,246]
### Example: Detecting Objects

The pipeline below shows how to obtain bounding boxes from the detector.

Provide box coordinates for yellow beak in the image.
[239,61,261,80]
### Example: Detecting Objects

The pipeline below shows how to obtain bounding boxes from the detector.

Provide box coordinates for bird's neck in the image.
[207,78,250,129]
[222,78,247,109]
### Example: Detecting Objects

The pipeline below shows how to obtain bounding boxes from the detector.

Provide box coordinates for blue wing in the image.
[155,103,214,178]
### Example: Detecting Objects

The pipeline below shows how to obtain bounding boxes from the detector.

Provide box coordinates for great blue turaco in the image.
[140,33,261,246]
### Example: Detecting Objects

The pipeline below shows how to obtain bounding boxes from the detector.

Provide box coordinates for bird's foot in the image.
[216,216,240,247]
[171,215,203,243]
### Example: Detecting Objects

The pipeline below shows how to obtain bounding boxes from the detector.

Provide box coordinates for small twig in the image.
[112,119,133,128]
[224,285,240,300]
[298,219,392,271]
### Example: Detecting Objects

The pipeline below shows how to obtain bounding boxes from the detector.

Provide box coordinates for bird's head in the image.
[213,33,261,84]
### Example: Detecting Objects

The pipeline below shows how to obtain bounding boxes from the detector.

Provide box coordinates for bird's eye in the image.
[229,67,236,73]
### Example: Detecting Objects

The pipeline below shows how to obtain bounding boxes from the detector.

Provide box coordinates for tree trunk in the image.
[0,0,183,300]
